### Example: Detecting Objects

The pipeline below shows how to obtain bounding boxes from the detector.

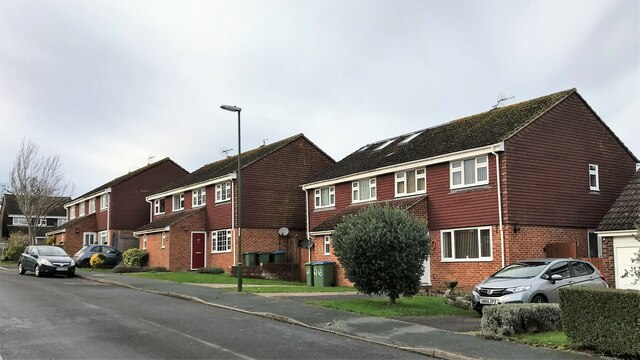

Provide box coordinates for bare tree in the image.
[9,138,72,244]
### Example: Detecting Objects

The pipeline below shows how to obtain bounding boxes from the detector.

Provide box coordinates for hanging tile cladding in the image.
[110,160,189,230]
[503,93,637,228]
[205,192,233,230]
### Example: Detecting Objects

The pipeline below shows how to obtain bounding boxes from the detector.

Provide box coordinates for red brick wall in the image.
[504,224,589,262]
[168,210,206,270]
[310,235,352,287]
[504,93,637,228]
[144,232,170,269]
[59,216,97,257]
[600,237,616,287]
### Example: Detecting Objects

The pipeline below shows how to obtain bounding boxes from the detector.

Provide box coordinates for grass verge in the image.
[0,260,18,266]
[307,296,479,317]
[512,331,570,349]
[239,286,356,293]
[128,271,302,286]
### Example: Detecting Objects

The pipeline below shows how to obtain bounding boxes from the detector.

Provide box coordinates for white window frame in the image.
[83,232,97,246]
[323,235,332,255]
[173,193,184,212]
[143,235,147,250]
[79,203,85,217]
[450,155,489,189]
[589,164,599,191]
[314,186,335,209]
[215,182,232,203]
[88,199,96,214]
[100,194,109,210]
[99,231,108,245]
[37,218,47,226]
[440,226,492,262]
[192,188,206,207]
[395,168,426,197]
[12,216,28,226]
[211,229,232,253]
[161,232,167,249]
[69,206,76,219]
[154,198,166,215]
[58,218,67,226]
[352,178,377,203]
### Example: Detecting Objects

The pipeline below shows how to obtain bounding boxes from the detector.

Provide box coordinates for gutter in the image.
[65,188,111,208]
[491,150,506,268]
[146,173,237,202]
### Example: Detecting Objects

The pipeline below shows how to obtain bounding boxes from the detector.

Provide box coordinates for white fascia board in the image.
[595,229,638,237]
[64,188,112,209]
[309,230,334,236]
[45,229,66,236]
[302,142,505,190]
[133,226,170,236]
[146,173,237,201]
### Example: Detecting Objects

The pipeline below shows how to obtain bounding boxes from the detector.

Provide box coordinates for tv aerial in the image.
[492,92,515,109]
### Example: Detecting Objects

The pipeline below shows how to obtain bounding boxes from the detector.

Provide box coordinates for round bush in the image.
[122,248,149,267]
[90,253,106,268]
[3,232,30,261]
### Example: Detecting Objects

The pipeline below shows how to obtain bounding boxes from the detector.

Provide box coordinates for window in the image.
[324,235,332,255]
[374,139,395,150]
[88,199,96,214]
[589,164,599,191]
[154,198,166,215]
[395,168,426,196]
[314,186,335,208]
[83,232,97,246]
[571,261,595,277]
[211,229,232,253]
[58,218,67,226]
[441,227,492,261]
[79,203,85,217]
[546,261,570,279]
[69,206,76,219]
[587,230,601,258]
[161,232,167,249]
[450,156,489,189]
[192,188,206,207]
[172,193,184,211]
[399,132,422,144]
[143,235,147,250]
[100,194,109,210]
[37,218,47,226]
[99,231,108,245]
[352,178,376,202]
[215,182,231,203]
[12,217,28,226]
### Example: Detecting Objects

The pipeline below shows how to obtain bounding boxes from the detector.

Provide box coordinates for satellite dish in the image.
[278,227,289,236]
[298,239,314,249]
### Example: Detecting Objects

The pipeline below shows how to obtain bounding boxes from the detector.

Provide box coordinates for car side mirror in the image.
[550,274,562,284]
[32,254,38,259]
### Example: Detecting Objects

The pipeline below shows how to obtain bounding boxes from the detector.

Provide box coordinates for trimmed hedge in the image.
[560,286,640,357]
[197,267,224,274]
[480,303,562,338]
[122,248,149,267]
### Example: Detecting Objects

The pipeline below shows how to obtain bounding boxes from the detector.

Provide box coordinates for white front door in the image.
[613,236,640,290]
[421,256,431,285]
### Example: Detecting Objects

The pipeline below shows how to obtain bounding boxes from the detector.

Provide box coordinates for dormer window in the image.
[395,168,426,196]
[314,186,335,208]
[154,198,166,215]
[352,178,376,203]
[450,156,488,189]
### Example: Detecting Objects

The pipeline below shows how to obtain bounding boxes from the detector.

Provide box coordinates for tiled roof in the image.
[311,195,427,232]
[311,89,576,183]
[46,214,96,234]
[135,208,205,233]
[73,158,185,201]
[1,194,70,217]
[598,170,640,232]
[153,134,306,194]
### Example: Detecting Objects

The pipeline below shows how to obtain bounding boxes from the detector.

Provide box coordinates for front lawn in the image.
[512,331,570,349]
[128,272,303,286]
[307,296,479,317]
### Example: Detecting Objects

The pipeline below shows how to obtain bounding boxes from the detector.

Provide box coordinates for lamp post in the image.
[220,104,243,292]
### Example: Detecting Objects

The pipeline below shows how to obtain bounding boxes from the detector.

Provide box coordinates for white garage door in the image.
[614,236,640,290]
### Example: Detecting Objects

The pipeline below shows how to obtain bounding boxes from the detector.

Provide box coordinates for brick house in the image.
[0,194,70,244]
[46,158,188,259]
[134,134,334,272]
[597,169,640,290]
[302,89,638,289]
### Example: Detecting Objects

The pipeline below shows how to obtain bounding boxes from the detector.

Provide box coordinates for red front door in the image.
[191,233,205,269]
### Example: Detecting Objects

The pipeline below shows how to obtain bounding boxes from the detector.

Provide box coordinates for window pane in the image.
[464,159,475,184]
[407,171,416,193]
[452,172,461,185]
[477,166,487,182]
[443,232,452,258]
[588,232,599,257]
[548,262,570,278]
[321,188,329,206]
[359,179,370,200]
[480,229,491,257]
[590,174,597,188]
[477,156,487,164]
[417,177,426,191]
[451,161,461,168]
[454,229,478,259]
[396,181,405,194]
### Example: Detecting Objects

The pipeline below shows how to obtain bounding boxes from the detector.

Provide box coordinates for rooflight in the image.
[399,132,423,144]
[374,139,395,151]
[358,145,370,152]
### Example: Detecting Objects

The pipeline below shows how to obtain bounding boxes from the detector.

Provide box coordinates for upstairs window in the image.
[69,206,76,219]
[173,193,184,211]
[450,156,488,189]
[100,194,109,210]
[352,178,376,203]
[79,203,85,217]
[192,188,206,207]
[441,227,492,261]
[88,199,96,214]
[314,186,335,208]
[589,164,599,191]
[12,217,28,226]
[154,198,166,215]
[211,229,232,253]
[395,168,426,196]
[215,182,231,203]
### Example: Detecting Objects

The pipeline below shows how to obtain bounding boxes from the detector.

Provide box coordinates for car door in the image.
[103,246,119,265]
[28,247,40,271]
[537,261,571,302]
[21,246,33,270]
[569,261,599,287]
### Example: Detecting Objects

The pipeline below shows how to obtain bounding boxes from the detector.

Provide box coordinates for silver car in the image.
[472,258,608,313]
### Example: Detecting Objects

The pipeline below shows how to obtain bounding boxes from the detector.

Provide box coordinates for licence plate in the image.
[56,267,67,271]
[479,298,499,305]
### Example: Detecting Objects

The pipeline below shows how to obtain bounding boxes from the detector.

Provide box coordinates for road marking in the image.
[138,318,255,360]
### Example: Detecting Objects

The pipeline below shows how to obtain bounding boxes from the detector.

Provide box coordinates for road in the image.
[0,268,426,359]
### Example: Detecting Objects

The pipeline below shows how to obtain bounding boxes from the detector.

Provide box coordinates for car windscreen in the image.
[37,247,68,256]
[492,262,548,278]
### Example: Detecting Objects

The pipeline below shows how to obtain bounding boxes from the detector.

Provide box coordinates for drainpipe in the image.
[492,151,505,267]
[146,199,153,223]
[106,191,111,247]
[304,188,311,263]
[231,179,236,266]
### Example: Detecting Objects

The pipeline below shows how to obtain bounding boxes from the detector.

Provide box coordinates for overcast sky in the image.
[1,0,638,196]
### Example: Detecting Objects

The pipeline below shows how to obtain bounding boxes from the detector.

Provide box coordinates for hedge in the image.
[480,303,562,338]
[560,286,640,357]
[122,248,149,267]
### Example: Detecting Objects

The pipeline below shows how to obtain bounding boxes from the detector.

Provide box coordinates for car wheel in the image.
[531,294,547,303]
[81,259,90,268]
[34,265,41,277]
[18,262,25,275]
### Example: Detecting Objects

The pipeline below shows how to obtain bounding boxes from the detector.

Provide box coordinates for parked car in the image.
[72,245,122,268]
[18,245,76,278]
[471,258,607,313]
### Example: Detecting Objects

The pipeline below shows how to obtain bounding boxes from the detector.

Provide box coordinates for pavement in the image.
[48,269,605,360]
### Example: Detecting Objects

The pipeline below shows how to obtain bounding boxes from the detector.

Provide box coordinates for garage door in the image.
[614,236,640,290]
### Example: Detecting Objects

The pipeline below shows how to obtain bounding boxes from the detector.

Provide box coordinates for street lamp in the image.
[220,104,243,292]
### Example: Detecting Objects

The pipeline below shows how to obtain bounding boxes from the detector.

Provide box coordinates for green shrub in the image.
[560,286,640,357]
[333,204,430,305]
[480,303,562,339]
[197,267,224,274]
[45,236,56,246]
[122,248,148,267]
[90,253,106,268]
[3,232,29,261]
